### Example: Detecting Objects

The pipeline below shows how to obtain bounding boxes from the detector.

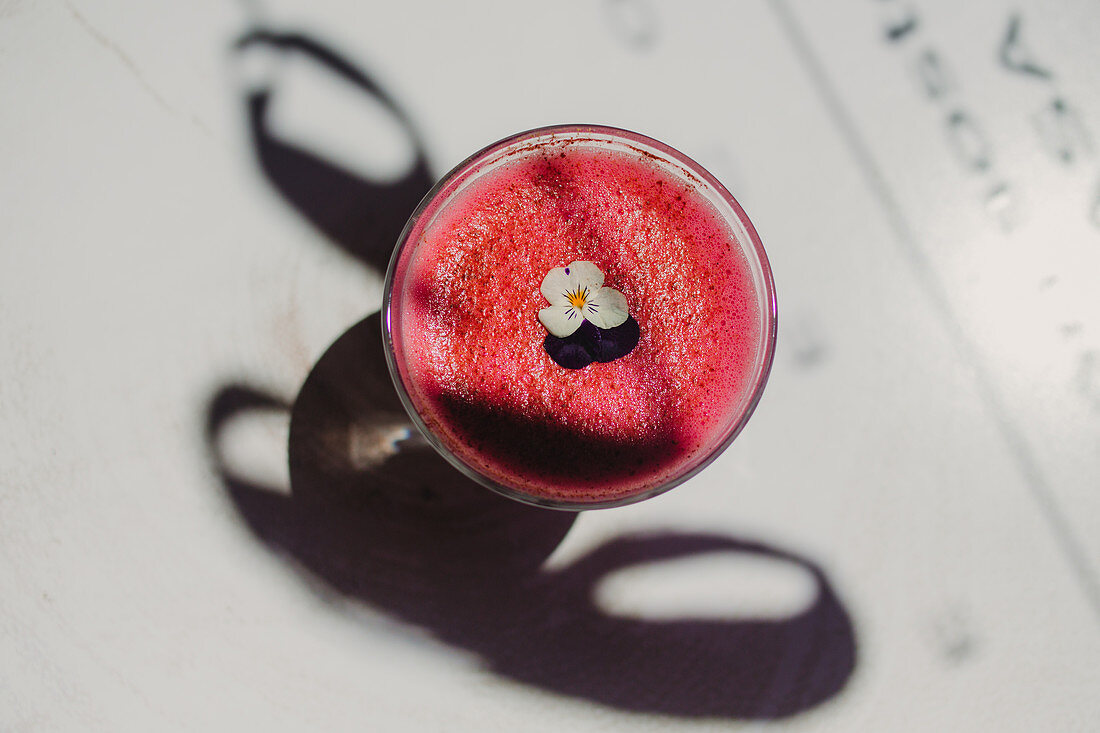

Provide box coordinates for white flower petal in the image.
[540,268,573,306]
[539,305,584,337]
[583,287,629,329]
[565,261,604,292]
[540,260,605,305]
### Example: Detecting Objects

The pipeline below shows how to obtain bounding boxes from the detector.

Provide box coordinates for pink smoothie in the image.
[391,135,766,505]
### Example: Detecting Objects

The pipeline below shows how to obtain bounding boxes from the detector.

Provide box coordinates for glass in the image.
[383,125,777,510]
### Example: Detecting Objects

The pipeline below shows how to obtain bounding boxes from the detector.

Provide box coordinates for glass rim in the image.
[382,124,778,511]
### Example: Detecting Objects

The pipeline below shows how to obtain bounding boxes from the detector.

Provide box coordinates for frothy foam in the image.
[394,139,763,504]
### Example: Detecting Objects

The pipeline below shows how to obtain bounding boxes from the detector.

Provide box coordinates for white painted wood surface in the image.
[3,1,1098,729]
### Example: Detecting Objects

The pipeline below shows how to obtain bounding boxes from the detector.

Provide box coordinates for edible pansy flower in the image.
[538,261,629,338]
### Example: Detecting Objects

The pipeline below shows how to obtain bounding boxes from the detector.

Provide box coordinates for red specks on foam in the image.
[398,144,761,503]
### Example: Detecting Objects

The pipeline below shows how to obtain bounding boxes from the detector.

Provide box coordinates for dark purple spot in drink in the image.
[543,318,639,370]
[544,331,594,369]
[589,317,640,363]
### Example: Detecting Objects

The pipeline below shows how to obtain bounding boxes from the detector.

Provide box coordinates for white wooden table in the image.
[3,1,1098,729]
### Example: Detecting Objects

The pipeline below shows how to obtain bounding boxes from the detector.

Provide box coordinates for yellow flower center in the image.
[566,287,589,310]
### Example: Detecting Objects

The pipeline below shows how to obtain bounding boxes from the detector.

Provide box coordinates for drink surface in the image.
[394,139,763,505]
